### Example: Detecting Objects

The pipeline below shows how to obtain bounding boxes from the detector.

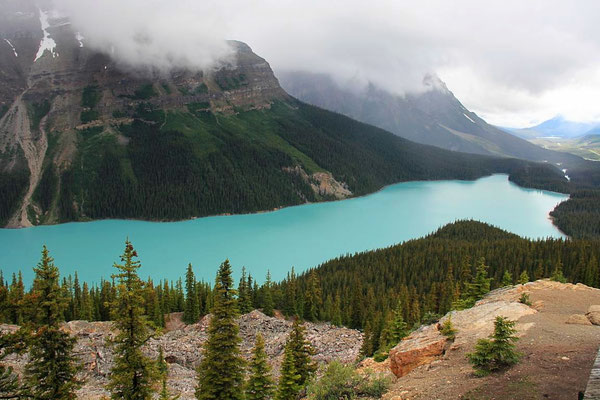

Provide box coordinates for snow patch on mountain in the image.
[3,39,17,57]
[463,113,475,123]
[34,8,59,62]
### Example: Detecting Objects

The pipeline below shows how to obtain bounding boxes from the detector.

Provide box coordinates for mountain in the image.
[277,71,581,164]
[0,5,569,228]
[510,116,600,139]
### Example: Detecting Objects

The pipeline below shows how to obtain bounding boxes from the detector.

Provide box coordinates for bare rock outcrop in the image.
[566,314,593,325]
[388,283,539,378]
[0,310,362,399]
[586,305,600,325]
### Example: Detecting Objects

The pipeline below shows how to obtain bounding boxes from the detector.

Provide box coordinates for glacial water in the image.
[0,175,568,285]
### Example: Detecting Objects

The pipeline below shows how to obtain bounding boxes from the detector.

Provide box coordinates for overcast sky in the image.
[54,0,600,128]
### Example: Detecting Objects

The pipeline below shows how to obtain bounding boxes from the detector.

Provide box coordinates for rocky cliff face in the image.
[0,310,362,399]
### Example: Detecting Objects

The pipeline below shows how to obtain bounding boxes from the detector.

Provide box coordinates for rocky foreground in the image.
[363,280,600,400]
[1,310,362,399]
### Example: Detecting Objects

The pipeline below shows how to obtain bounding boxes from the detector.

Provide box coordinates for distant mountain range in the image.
[507,116,600,139]
[277,71,580,165]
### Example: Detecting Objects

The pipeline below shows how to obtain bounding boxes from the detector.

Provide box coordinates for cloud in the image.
[52,0,234,71]
[50,0,600,126]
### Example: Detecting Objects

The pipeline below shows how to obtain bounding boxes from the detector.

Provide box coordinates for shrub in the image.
[519,293,532,306]
[467,316,521,377]
[518,270,530,284]
[307,361,390,400]
[440,317,457,340]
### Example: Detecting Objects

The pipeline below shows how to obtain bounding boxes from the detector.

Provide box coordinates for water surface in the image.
[0,175,568,285]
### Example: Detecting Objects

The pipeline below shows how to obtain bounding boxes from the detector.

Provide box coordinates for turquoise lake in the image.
[0,174,568,285]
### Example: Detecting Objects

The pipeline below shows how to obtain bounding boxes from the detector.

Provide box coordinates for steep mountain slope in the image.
[0,5,569,228]
[278,71,581,165]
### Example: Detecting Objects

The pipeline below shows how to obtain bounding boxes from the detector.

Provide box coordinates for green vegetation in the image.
[80,109,100,123]
[108,241,159,399]
[441,317,457,340]
[28,100,51,131]
[25,247,81,399]
[47,99,570,225]
[195,260,245,400]
[307,361,390,400]
[81,85,101,109]
[551,189,600,239]
[3,221,600,397]
[245,333,275,400]
[519,293,532,306]
[133,84,158,100]
[276,318,317,400]
[0,168,29,225]
[468,316,521,376]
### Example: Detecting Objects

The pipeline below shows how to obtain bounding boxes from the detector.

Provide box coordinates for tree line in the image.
[0,243,323,400]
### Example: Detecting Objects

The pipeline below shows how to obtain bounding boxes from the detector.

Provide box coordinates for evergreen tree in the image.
[25,246,80,399]
[387,301,408,346]
[518,270,530,285]
[550,260,567,283]
[0,330,27,399]
[245,333,275,400]
[283,269,298,317]
[453,257,492,310]
[468,316,521,376]
[261,271,274,317]
[359,319,374,358]
[238,267,253,314]
[195,260,244,400]
[501,271,513,287]
[303,270,322,322]
[183,264,200,324]
[331,293,342,327]
[108,241,158,400]
[275,341,301,400]
[287,318,317,389]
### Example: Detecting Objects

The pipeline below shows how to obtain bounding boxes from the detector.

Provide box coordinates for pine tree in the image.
[287,318,317,389]
[518,270,530,285]
[283,269,298,317]
[275,340,301,400]
[453,257,492,310]
[108,241,158,400]
[501,270,513,287]
[183,264,200,324]
[261,271,274,317]
[550,260,567,283]
[195,260,245,400]
[467,316,521,376]
[238,267,253,314]
[245,333,275,400]
[359,319,374,358]
[387,301,408,346]
[303,270,322,322]
[331,292,342,327]
[25,245,80,399]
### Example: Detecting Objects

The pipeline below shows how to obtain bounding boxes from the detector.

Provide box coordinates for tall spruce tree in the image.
[261,271,274,317]
[245,333,275,400]
[275,340,301,400]
[107,241,158,400]
[238,267,253,314]
[195,260,244,400]
[303,271,322,322]
[287,318,317,389]
[183,264,200,324]
[25,246,80,400]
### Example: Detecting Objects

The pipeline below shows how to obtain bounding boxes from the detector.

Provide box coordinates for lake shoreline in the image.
[1,173,569,231]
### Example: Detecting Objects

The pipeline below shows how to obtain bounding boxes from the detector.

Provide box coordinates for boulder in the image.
[586,305,600,325]
[389,325,447,378]
[566,314,593,325]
